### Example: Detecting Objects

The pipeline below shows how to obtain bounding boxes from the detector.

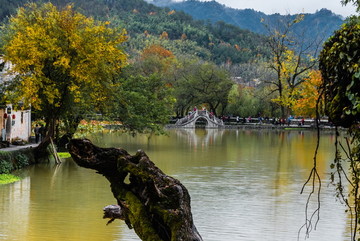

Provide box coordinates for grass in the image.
[58,152,71,158]
[0,174,21,185]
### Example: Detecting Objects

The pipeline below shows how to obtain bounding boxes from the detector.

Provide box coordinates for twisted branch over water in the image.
[68,138,202,241]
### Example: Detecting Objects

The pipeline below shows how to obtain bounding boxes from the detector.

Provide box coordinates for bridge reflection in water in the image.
[175,110,224,128]
[174,128,225,150]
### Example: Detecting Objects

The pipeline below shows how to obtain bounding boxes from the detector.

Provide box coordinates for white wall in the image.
[6,109,32,141]
[1,58,33,142]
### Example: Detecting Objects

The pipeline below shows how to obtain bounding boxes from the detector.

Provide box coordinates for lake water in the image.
[0,129,352,241]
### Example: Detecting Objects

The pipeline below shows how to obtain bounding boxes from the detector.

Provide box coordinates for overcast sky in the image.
[176,0,358,17]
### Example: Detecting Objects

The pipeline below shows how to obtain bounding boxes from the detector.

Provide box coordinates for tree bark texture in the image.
[67,138,203,241]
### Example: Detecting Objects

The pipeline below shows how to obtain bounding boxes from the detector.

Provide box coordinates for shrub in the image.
[0,154,14,174]
[14,153,29,169]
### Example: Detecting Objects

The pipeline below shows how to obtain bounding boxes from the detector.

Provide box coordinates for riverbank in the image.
[166,122,338,131]
[224,123,335,130]
[0,143,38,174]
[0,143,39,151]
[168,116,337,130]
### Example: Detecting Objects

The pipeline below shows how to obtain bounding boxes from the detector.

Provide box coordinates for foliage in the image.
[0,2,127,143]
[329,128,360,241]
[127,34,211,62]
[0,174,21,184]
[0,149,35,174]
[108,70,175,134]
[135,44,177,77]
[93,44,176,135]
[206,21,268,64]
[226,85,260,117]
[319,16,360,127]
[226,61,276,83]
[317,15,360,241]
[74,120,106,138]
[224,61,282,117]
[116,6,268,64]
[2,2,127,109]
[292,70,324,117]
[173,60,233,116]
[161,0,343,47]
[0,0,270,65]
[0,154,13,174]
[142,44,174,59]
[264,15,318,117]
[14,153,29,169]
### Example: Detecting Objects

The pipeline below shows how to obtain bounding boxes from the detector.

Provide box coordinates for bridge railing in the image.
[175,110,224,127]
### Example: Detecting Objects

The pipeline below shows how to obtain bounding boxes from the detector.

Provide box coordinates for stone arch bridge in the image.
[175,110,224,128]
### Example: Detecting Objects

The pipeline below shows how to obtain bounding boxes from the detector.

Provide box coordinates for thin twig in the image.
[298,88,323,240]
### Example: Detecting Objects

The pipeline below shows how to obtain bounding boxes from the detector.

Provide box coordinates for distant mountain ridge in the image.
[0,0,272,64]
[146,0,343,41]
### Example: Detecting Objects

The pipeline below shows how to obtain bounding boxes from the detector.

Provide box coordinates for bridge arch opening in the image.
[195,117,208,128]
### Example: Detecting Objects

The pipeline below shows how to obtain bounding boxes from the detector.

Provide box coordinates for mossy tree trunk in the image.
[67,138,203,241]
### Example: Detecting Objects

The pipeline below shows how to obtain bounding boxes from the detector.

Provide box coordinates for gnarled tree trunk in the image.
[67,138,202,241]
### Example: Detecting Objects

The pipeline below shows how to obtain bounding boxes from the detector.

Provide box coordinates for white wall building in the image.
[0,56,32,143]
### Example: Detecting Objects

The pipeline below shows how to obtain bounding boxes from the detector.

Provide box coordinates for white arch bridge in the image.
[175,110,224,128]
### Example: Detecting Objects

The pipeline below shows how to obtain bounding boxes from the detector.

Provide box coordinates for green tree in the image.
[108,71,174,135]
[226,84,278,118]
[0,3,127,151]
[173,60,233,116]
[226,84,260,117]
[320,16,360,127]
[308,15,360,240]
[224,61,281,117]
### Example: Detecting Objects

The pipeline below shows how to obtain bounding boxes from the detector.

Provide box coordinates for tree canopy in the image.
[1,2,127,145]
[317,15,360,240]
[291,70,323,118]
[264,14,318,117]
[319,16,360,127]
[108,68,175,135]
[0,0,271,66]
[173,60,233,116]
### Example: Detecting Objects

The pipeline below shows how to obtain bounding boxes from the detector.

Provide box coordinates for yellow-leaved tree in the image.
[270,50,315,115]
[292,70,323,117]
[264,15,318,117]
[1,3,127,152]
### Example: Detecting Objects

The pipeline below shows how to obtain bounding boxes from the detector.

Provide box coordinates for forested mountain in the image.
[147,0,344,45]
[0,0,270,64]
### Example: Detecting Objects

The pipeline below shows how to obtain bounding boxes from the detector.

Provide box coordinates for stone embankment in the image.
[168,117,335,130]
[0,143,38,174]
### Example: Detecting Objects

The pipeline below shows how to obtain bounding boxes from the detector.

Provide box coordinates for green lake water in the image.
[0,129,351,240]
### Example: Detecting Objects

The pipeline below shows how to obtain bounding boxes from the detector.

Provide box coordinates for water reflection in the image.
[0,129,350,241]
[0,161,135,241]
[174,129,225,151]
[0,177,30,240]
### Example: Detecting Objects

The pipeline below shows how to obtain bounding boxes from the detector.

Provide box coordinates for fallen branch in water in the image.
[68,138,202,241]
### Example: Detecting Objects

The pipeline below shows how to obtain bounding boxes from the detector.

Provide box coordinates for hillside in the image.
[148,0,344,44]
[0,0,270,65]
